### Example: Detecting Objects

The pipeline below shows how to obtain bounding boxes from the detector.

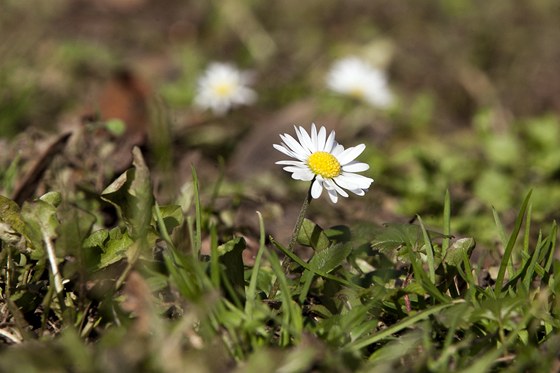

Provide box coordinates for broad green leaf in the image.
[98,227,134,268]
[297,218,330,251]
[39,191,61,207]
[21,199,59,254]
[218,236,246,298]
[56,204,97,273]
[324,225,351,242]
[155,204,184,234]
[308,242,352,274]
[56,204,96,257]
[300,242,352,301]
[101,169,133,219]
[25,201,58,238]
[83,229,109,249]
[443,238,475,268]
[0,195,27,243]
[101,147,154,239]
[371,223,445,261]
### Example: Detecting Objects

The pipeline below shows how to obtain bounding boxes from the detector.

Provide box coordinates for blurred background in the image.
[1,0,560,254]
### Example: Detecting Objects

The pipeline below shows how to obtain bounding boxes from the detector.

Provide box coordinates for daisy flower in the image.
[274,123,374,203]
[326,56,393,108]
[194,62,257,115]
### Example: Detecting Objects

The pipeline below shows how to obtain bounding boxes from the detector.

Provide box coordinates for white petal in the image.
[324,131,337,152]
[273,144,299,159]
[292,170,315,181]
[327,188,338,203]
[336,173,374,189]
[317,126,326,151]
[296,126,314,152]
[337,144,366,165]
[311,179,323,199]
[342,161,370,173]
[349,188,366,196]
[331,144,345,157]
[281,134,309,159]
[324,179,348,197]
[282,166,306,173]
[276,160,305,166]
[311,124,318,150]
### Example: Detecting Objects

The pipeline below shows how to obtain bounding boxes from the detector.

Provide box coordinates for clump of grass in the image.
[0,145,558,372]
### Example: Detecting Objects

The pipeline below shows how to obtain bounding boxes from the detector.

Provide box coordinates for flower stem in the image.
[269,183,313,299]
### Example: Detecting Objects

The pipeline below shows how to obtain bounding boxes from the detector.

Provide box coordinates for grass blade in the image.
[417,215,436,284]
[191,165,202,258]
[245,212,266,317]
[346,300,463,351]
[442,189,451,257]
[495,190,532,296]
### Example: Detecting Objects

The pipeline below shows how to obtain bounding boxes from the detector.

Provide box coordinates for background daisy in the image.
[194,62,257,115]
[326,56,393,108]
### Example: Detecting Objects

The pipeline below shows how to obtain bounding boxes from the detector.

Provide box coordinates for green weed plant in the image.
[0,146,558,372]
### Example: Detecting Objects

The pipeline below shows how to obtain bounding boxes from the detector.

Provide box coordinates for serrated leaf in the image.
[83,229,109,249]
[297,218,330,251]
[98,228,134,268]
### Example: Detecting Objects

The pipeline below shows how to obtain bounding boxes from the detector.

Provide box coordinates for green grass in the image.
[1,148,559,371]
[2,1,560,371]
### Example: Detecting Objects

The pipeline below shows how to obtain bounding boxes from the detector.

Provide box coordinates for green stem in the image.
[268,183,313,299]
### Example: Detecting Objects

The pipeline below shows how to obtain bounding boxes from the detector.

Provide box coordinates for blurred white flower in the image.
[274,123,374,203]
[194,63,257,115]
[326,56,393,108]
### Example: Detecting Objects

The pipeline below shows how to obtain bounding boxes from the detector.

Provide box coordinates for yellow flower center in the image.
[308,151,341,178]
[213,82,234,97]
[348,87,365,100]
